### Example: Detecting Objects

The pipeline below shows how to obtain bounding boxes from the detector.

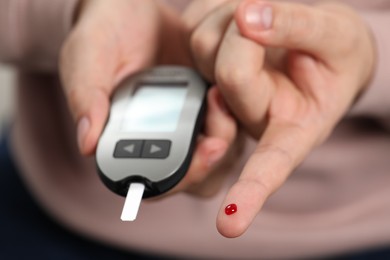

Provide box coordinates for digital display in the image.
[121,85,188,132]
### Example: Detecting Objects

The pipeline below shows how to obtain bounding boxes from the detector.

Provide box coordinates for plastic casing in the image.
[96,66,207,198]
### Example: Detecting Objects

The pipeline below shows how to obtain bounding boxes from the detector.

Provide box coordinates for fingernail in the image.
[208,149,226,168]
[244,3,273,30]
[77,117,90,151]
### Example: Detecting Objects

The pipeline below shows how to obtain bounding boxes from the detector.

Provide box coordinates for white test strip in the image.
[121,183,145,221]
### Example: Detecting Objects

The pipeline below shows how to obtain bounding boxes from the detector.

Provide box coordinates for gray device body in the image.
[96,66,207,198]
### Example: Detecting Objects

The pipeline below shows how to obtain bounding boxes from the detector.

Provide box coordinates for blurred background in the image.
[0,65,15,136]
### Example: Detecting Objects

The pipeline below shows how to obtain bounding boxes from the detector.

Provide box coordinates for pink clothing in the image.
[1,0,390,259]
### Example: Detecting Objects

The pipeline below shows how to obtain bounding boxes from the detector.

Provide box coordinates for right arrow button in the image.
[150,144,162,154]
[142,140,171,159]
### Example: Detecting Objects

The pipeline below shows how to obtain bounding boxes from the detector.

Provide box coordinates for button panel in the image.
[114,140,171,159]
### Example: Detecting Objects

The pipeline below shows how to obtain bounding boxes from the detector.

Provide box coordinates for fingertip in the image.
[235,0,273,38]
[210,86,231,115]
[76,91,110,156]
[77,116,91,155]
[216,180,267,238]
[207,85,218,103]
[77,118,102,156]
[217,208,248,238]
[207,86,224,114]
[78,122,102,156]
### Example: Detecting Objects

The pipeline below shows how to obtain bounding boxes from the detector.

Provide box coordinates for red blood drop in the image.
[225,204,237,215]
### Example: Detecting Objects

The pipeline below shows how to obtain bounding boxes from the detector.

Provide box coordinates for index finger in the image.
[216,118,318,238]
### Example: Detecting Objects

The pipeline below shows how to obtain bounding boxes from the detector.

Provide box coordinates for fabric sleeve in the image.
[0,0,79,71]
[348,11,390,127]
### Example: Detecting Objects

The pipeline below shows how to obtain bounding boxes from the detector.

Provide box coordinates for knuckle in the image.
[321,13,357,54]
[190,29,219,80]
[276,5,329,48]
[319,4,363,51]
[190,29,217,60]
[236,178,272,198]
[215,65,253,94]
[255,143,294,172]
[281,6,316,46]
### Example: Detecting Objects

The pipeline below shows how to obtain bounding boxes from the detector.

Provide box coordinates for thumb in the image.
[60,29,119,156]
[235,0,352,65]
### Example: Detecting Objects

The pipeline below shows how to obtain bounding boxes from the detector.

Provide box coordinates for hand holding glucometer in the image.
[96,66,207,221]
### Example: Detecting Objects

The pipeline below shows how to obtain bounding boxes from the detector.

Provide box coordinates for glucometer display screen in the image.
[121,85,188,132]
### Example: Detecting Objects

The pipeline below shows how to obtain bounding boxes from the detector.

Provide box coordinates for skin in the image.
[60,0,238,198]
[60,0,376,239]
[186,0,376,237]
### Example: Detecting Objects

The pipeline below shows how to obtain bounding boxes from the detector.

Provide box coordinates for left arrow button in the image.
[124,144,135,154]
[114,140,143,158]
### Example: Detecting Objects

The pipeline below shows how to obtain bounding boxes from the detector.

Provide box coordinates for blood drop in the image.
[225,204,237,215]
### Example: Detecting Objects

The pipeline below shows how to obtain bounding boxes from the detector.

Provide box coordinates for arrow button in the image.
[124,144,135,154]
[142,140,171,159]
[114,140,143,158]
[150,144,162,154]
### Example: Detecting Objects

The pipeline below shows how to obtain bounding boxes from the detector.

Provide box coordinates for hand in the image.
[59,0,238,197]
[188,0,376,237]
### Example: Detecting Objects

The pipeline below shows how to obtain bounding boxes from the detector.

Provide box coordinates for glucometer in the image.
[96,66,207,221]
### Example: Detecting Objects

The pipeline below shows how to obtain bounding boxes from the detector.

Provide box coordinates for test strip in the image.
[121,183,145,221]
